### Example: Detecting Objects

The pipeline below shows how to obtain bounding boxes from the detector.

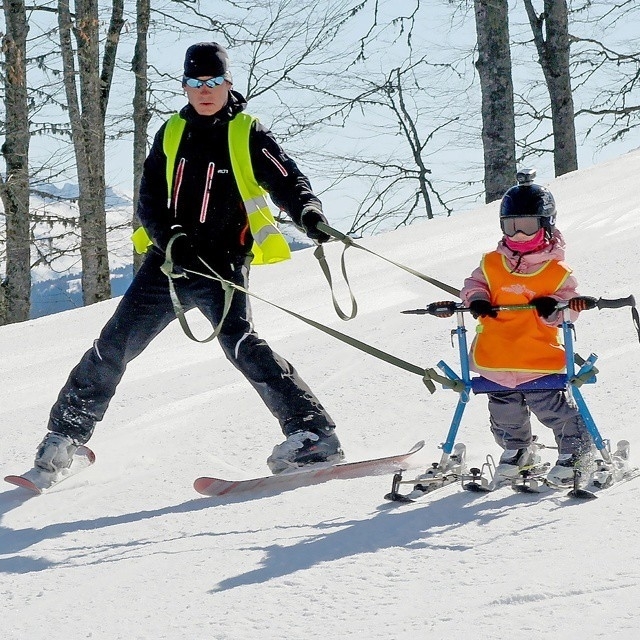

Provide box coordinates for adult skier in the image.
[31,42,343,480]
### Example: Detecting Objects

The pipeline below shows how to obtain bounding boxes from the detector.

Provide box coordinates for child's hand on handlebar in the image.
[469,299,497,319]
[530,296,558,318]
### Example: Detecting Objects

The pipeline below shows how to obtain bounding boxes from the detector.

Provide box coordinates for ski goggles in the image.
[500,216,543,237]
[183,76,226,89]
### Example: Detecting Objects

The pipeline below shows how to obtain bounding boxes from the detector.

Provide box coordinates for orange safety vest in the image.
[471,251,571,374]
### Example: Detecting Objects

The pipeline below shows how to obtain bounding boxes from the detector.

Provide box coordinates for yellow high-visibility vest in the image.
[132,112,291,265]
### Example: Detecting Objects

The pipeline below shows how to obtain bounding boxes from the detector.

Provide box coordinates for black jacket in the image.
[137,90,322,270]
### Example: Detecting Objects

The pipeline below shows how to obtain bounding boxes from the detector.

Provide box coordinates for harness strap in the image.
[313,245,358,321]
[160,233,235,344]
[163,249,463,395]
[314,222,460,321]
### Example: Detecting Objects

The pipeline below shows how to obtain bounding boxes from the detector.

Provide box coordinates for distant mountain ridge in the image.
[30,237,312,319]
[32,183,133,208]
[31,267,133,318]
[27,183,312,318]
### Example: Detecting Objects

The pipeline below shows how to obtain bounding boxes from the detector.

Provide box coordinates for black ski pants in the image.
[48,251,335,443]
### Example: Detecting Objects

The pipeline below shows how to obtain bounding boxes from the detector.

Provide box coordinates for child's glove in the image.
[530,296,558,318]
[469,299,497,318]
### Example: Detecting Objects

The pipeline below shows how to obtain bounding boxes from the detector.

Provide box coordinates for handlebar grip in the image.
[595,295,636,310]
[426,301,459,317]
[565,296,598,311]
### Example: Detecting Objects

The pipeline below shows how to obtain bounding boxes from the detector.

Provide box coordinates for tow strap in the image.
[160,231,639,392]
[160,234,458,394]
[313,222,461,320]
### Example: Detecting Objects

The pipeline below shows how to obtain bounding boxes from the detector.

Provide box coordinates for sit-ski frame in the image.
[387,295,637,501]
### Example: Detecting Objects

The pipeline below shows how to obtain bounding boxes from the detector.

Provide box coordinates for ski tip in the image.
[411,440,426,453]
[193,477,214,494]
[4,475,43,495]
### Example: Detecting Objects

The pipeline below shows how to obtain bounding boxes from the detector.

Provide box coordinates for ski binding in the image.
[384,442,467,502]
[4,445,96,494]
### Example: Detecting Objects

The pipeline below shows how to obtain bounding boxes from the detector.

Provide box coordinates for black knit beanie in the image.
[183,42,232,81]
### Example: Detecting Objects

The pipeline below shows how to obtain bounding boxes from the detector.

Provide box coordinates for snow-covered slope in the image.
[2,150,640,639]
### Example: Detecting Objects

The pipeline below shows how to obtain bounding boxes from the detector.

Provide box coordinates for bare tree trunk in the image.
[1,0,31,324]
[57,0,123,305]
[75,1,110,304]
[132,0,151,273]
[524,0,578,176]
[474,0,516,202]
[101,0,125,118]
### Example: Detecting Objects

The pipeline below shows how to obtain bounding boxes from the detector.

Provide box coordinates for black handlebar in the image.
[402,295,636,317]
[594,295,636,310]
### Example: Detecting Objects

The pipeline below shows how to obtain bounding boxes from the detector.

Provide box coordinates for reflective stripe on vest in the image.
[132,112,291,265]
[227,113,290,264]
[471,251,571,374]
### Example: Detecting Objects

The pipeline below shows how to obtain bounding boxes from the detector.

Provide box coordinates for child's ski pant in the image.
[488,389,591,455]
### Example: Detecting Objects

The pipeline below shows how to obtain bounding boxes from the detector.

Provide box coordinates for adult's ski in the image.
[194,441,425,499]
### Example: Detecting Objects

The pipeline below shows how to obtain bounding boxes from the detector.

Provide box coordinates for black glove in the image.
[167,233,196,270]
[469,299,497,319]
[530,296,558,318]
[301,206,331,244]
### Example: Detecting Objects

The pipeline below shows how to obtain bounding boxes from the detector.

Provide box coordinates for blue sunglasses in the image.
[183,76,226,89]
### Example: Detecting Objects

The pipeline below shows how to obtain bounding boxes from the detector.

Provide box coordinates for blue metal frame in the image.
[433,306,610,461]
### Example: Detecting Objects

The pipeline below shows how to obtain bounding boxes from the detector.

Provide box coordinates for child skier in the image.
[460,170,592,485]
